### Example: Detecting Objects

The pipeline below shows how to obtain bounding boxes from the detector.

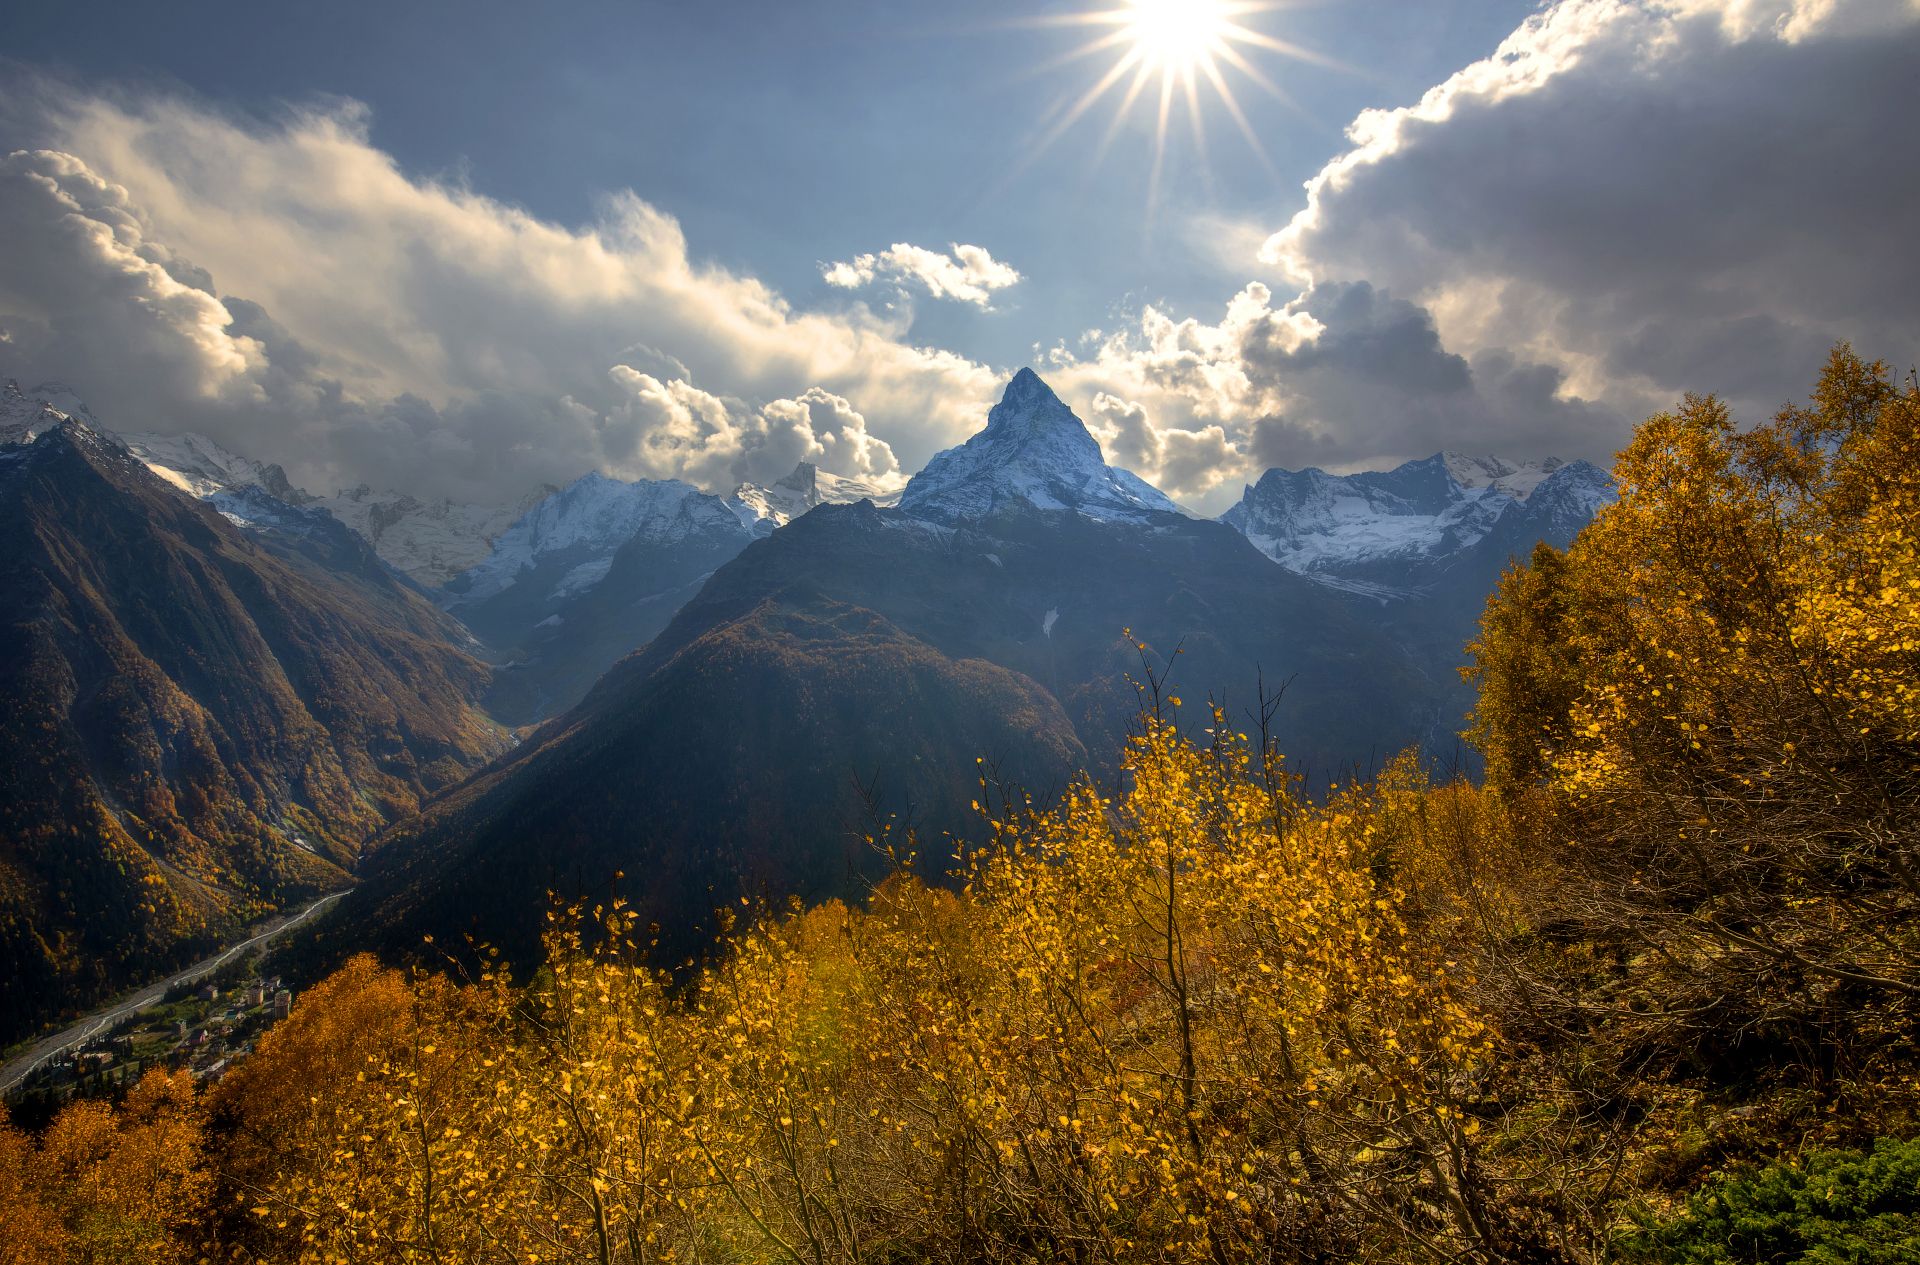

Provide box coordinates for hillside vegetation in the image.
[3,346,1915,1263]
[0,423,504,1045]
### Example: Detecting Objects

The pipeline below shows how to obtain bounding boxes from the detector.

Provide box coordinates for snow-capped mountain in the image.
[3,383,501,589]
[445,473,747,608]
[122,430,310,504]
[321,484,549,588]
[120,417,542,588]
[728,461,898,532]
[1496,458,1616,541]
[1,379,73,446]
[442,471,765,722]
[451,458,894,632]
[899,368,1183,525]
[130,432,544,588]
[1220,453,1612,597]
[109,427,420,580]
[9,384,323,541]
[1440,453,1572,499]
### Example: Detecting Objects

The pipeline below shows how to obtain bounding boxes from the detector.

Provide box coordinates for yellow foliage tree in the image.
[221,705,1524,1263]
[1467,344,1920,1012]
[0,1068,210,1265]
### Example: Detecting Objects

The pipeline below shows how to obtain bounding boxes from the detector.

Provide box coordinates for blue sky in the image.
[3,0,1535,365]
[2,0,1917,510]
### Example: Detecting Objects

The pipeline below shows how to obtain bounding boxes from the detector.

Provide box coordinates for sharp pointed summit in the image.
[1,379,89,446]
[998,364,1060,408]
[899,368,1182,524]
[774,460,821,501]
[975,366,1100,456]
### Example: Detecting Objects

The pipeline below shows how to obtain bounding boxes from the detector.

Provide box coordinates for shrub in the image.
[1621,1137,1920,1264]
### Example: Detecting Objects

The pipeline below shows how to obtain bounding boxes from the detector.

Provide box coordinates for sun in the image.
[1020,0,1328,213]
[1124,0,1235,75]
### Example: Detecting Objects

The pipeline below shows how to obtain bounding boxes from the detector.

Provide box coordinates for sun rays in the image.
[1020,0,1327,216]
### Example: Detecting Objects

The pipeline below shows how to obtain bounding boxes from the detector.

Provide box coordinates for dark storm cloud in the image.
[1240,282,1622,472]
[1266,0,1920,425]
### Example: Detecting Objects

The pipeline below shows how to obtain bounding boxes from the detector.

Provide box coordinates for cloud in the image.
[1085,391,1242,502]
[1049,279,1616,506]
[822,242,1022,308]
[600,371,902,490]
[0,89,998,503]
[0,149,267,403]
[4,0,1915,516]
[1029,0,1920,510]
[1260,0,1920,424]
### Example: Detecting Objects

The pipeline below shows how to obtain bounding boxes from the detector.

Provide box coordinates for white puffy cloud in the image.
[0,149,267,404]
[822,242,1022,308]
[1086,393,1160,473]
[1084,391,1242,502]
[601,370,902,490]
[0,90,997,502]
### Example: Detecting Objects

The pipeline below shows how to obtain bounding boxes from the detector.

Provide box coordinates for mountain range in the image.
[0,385,503,1040]
[1221,451,1610,600]
[0,370,1610,1040]
[322,369,1600,973]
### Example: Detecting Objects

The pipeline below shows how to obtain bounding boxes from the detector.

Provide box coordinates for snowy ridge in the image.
[10,383,528,584]
[123,431,542,587]
[321,485,545,588]
[1221,453,1612,584]
[728,461,899,531]
[899,369,1184,525]
[1440,453,1569,500]
[2,387,223,498]
[445,472,746,606]
[3,383,160,480]
[9,381,101,430]
[130,431,536,585]
[203,485,342,540]
[1,380,72,446]
[115,428,400,558]
[122,431,308,505]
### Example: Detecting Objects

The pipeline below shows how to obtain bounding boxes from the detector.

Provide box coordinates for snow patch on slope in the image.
[320,485,545,588]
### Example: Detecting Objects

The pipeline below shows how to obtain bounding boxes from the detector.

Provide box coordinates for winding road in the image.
[0,891,346,1095]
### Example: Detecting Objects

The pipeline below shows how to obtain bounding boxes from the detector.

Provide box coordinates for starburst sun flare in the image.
[1028,0,1324,210]
[1124,0,1238,73]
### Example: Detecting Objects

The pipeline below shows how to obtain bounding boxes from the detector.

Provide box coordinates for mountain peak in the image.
[727,462,899,533]
[979,368,1097,453]
[1438,452,1567,499]
[773,461,820,498]
[1000,365,1054,407]
[2,379,92,445]
[899,369,1180,524]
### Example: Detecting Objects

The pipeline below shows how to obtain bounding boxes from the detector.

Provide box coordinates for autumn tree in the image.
[0,1068,211,1264]
[1466,344,1920,1059]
